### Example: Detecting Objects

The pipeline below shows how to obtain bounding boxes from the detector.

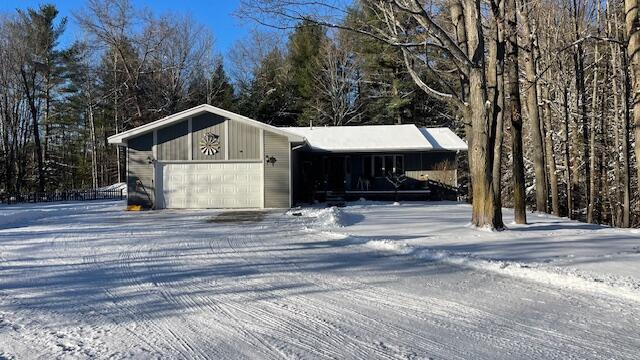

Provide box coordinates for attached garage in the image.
[108,105,304,209]
[158,162,263,209]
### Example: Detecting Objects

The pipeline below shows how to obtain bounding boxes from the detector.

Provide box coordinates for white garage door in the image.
[159,162,263,209]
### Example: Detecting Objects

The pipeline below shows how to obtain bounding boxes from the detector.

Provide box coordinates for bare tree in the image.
[625,0,640,194]
[506,0,527,224]
[228,29,285,93]
[310,38,363,126]
[76,0,174,125]
[518,0,547,213]
[148,15,215,115]
[488,0,506,223]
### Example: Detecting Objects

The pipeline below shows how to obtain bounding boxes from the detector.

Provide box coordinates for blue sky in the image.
[1,0,251,55]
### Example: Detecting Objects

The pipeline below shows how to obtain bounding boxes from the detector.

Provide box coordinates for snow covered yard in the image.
[0,200,639,359]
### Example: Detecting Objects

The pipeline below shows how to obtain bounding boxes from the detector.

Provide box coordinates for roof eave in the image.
[306,146,468,153]
[107,104,304,144]
[309,147,435,153]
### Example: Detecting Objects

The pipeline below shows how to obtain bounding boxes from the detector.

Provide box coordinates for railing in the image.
[425,179,460,201]
[3,189,125,205]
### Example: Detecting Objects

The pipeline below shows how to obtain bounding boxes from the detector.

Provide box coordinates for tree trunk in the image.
[519,0,547,213]
[543,84,560,216]
[44,70,51,164]
[625,0,640,201]
[1,93,15,194]
[464,0,503,229]
[506,0,526,224]
[20,67,45,193]
[489,1,506,224]
[114,51,122,184]
[450,1,472,145]
[573,0,589,220]
[608,3,624,225]
[88,101,98,189]
[563,84,573,219]
[621,46,632,227]
[587,26,600,223]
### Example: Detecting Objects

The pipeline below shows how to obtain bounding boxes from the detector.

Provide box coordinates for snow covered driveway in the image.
[1,201,639,359]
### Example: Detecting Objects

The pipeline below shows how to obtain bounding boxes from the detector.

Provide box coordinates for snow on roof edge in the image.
[283,124,467,152]
[418,127,468,151]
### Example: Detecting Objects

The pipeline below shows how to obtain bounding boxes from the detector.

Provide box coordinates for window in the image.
[384,156,394,175]
[363,156,372,178]
[370,155,405,177]
[395,155,404,174]
[374,156,384,177]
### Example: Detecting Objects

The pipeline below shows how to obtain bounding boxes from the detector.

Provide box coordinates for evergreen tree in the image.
[12,4,68,191]
[187,56,235,109]
[286,19,328,125]
[344,6,454,127]
[237,48,298,126]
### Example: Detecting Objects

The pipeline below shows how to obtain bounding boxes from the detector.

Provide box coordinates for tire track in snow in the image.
[244,229,472,359]
[247,220,479,358]
[143,238,281,360]
[80,248,164,357]
[208,231,351,359]
[1,227,148,358]
[106,237,207,359]
[308,231,638,358]
[212,230,430,359]
[271,218,638,359]
[201,232,361,358]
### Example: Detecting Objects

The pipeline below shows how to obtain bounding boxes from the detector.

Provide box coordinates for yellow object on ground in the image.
[126,205,144,211]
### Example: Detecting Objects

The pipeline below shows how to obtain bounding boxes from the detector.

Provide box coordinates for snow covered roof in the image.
[106,104,467,152]
[418,127,468,151]
[281,125,467,152]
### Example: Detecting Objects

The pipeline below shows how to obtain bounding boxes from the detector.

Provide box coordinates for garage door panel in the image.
[160,162,262,208]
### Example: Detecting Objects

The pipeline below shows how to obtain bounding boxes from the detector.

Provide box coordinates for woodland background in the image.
[1,0,640,229]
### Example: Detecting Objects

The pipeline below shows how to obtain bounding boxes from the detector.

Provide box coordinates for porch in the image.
[293,152,460,204]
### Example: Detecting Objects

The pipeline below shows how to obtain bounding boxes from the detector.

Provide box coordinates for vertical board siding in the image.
[127,133,154,207]
[405,151,458,186]
[228,121,260,160]
[191,113,226,160]
[405,170,457,185]
[420,152,457,169]
[157,121,189,160]
[264,132,290,208]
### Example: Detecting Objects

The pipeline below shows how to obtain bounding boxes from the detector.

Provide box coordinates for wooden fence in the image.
[3,189,125,205]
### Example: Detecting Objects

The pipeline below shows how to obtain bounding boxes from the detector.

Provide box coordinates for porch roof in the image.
[281,124,467,153]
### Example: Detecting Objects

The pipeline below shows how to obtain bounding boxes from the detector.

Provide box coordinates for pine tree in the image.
[286,20,328,125]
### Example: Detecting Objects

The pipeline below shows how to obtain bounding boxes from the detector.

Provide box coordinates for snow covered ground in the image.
[0,200,639,359]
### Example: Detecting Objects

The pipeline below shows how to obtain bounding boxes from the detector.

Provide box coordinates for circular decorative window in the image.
[199,132,220,155]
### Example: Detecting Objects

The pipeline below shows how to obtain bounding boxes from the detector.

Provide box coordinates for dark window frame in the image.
[368,154,405,178]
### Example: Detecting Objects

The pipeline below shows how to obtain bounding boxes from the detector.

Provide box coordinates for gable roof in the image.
[107,104,305,145]
[281,125,467,152]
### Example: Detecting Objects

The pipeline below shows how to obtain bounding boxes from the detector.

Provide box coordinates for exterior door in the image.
[326,156,346,192]
[158,162,263,208]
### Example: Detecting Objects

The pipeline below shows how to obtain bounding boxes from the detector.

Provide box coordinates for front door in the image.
[326,157,346,192]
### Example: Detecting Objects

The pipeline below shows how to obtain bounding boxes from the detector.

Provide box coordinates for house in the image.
[107,104,467,209]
